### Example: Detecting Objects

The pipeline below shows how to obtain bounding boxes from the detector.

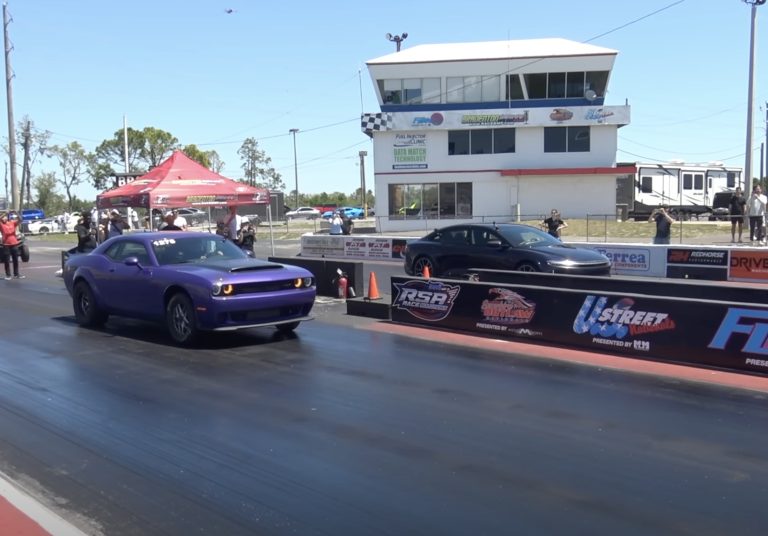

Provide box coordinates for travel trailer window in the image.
[641,176,653,193]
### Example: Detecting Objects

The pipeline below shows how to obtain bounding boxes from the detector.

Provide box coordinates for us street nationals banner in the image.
[390,276,768,376]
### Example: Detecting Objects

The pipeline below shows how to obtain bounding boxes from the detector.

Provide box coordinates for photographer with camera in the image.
[0,211,24,279]
[237,220,256,255]
[648,206,675,245]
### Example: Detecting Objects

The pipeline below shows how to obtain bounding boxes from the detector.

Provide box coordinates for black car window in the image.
[471,228,498,247]
[440,228,469,244]
[104,241,151,264]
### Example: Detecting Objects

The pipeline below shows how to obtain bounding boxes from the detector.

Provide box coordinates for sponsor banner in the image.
[729,250,768,282]
[392,133,428,170]
[391,276,768,376]
[666,265,728,281]
[391,238,409,260]
[667,248,728,266]
[343,236,368,258]
[366,237,393,259]
[389,105,630,131]
[300,235,346,257]
[571,243,664,277]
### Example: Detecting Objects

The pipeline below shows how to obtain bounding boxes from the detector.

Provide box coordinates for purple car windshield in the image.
[152,236,247,265]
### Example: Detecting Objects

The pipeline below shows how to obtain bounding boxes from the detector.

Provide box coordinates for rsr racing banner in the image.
[390,276,768,376]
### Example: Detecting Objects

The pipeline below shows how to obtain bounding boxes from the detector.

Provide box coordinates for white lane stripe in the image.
[0,470,91,536]
[21,265,61,270]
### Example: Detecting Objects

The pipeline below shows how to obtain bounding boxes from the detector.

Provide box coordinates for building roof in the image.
[367,38,617,65]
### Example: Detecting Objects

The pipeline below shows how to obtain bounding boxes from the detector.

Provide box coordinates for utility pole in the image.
[289,128,299,208]
[743,0,765,190]
[20,119,30,207]
[359,150,367,217]
[3,3,18,210]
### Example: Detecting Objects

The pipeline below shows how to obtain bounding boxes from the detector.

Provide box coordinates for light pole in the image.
[385,32,408,52]
[289,128,299,208]
[743,0,765,191]
[358,151,367,217]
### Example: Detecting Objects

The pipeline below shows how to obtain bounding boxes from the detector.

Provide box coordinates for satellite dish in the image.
[385,33,392,40]
[585,89,597,102]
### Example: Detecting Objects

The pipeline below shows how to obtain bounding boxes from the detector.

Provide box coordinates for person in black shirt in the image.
[729,187,747,243]
[75,214,98,253]
[649,206,675,244]
[237,220,256,254]
[542,209,568,239]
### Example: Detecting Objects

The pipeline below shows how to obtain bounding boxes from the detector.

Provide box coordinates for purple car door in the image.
[99,240,155,314]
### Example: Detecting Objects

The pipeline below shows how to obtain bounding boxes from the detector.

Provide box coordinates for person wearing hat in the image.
[0,211,24,279]
[107,209,126,239]
[329,211,344,235]
[75,213,98,253]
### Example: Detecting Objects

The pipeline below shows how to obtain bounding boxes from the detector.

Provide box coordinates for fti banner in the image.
[390,277,768,376]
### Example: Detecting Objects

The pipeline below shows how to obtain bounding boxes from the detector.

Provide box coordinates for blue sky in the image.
[2,0,766,202]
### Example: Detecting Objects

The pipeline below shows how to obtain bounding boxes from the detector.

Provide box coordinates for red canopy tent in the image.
[96,150,269,210]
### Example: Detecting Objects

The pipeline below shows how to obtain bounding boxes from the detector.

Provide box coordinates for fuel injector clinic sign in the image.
[392,134,427,169]
[572,295,676,351]
[392,280,460,322]
[709,308,768,359]
[476,288,536,333]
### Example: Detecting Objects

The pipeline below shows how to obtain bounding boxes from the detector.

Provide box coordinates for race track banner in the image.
[729,250,768,282]
[666,248,728,280]
[390,276,768,376]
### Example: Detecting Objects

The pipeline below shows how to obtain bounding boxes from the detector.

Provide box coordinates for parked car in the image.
[175,207,209,226]
[285,207,321,220]
[25,218,57,235]
[709,191,734,222]
[403,223,612,278]
[21,208,45,222]
[321,207,364,219]
[63,232,317,345]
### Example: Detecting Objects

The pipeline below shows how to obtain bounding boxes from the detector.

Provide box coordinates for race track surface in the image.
[0,244,766,535]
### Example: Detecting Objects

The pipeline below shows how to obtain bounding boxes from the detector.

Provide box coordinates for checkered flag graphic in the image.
[361,113,392,137]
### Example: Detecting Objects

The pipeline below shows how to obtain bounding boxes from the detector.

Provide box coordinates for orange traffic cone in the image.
[365,271,381,300]
[422,265,431,278]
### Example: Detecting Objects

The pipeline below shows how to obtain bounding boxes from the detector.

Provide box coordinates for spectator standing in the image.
[128,207,140,230]
[649,206,675,245]
[0,211,24,279]
[224,206,245,242]
[542,209,568,239]
[329,211,344,235]
[237,220,256,254]
[172,209,188,230]
[107,210,125,239]
[729,187,747,243]
[161,212,182,231]
[74,214,98,253]
[341,212,354,235]
[747,185,767,244]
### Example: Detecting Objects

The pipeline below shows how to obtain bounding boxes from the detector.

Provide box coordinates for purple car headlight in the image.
[295,277,314,288]
[212,281,235,296]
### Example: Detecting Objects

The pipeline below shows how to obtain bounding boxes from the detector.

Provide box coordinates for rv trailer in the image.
[616,162,742,221]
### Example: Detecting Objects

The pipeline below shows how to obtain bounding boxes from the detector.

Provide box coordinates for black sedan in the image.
[403,223,611,278]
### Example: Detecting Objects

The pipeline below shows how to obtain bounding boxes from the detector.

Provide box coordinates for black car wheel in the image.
[412,256,436,277]
[20,243,30,263]
[276,321,300,334]
[516,262,540,272]
[166,292,199,345]
[73,281,108,327]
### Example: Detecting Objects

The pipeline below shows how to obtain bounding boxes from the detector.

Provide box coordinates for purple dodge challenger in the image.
[63,232,316,345]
